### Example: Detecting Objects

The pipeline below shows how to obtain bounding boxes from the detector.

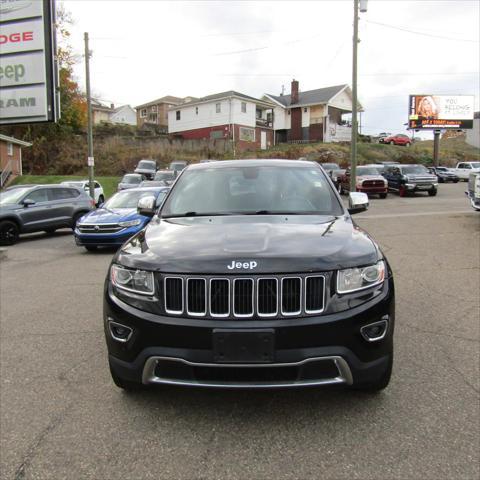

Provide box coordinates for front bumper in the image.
[104,277,395,388]
[357,186,388,194]
[404,183,437,191]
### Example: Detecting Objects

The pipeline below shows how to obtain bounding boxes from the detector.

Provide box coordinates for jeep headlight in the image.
[337,260,386,294]
[118,219,142,228]
[111,265,154,295]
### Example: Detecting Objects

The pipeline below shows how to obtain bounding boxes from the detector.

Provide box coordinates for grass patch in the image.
[10,175,121,199]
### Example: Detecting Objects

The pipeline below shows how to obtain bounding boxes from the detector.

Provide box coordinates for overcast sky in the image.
[65,0,480,136]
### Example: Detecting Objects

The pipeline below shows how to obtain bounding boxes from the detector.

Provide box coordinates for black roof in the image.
[266,84,347,108]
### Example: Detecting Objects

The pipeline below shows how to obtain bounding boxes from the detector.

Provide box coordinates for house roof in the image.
[169,91,276,110]
[0,134,32,147]
[135,96,184,109]
[266,84,349,108]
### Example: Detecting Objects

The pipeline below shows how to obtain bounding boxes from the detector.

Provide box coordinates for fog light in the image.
[360,318,388,342]
[108,319,133,343]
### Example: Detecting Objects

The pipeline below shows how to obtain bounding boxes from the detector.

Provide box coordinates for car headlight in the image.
[118,219,142,228]
[337,260,386,294]
[111,265,154,295]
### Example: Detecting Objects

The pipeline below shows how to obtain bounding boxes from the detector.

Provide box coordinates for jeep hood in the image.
[116,215,380,274]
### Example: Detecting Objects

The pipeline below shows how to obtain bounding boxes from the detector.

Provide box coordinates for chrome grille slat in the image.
[162,274,326,318]
[77,223,124,233]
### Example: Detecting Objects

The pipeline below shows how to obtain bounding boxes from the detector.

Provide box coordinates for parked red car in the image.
[383,134,412,147]
[339,166,388,198]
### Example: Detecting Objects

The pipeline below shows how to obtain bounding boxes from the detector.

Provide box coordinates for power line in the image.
[360,72,479,76]
[366,20,479,43]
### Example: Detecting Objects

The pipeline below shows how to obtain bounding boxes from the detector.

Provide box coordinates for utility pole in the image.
[350,0,368,193]
[433,129,440,167]
[84,32,94,200]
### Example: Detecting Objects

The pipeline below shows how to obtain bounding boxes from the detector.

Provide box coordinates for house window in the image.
[151,105,157,112]
[287,110,291,115]
[176,110,181,120]
[241,102,247,113]
[140,109,147,118]
[195,107,199,115]
[216,103,221,113]
[7,142,13,156]
[304,107,308,113]
[239,127,255,142]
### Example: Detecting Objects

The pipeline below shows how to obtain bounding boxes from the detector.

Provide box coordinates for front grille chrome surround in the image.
[162,274,327,319]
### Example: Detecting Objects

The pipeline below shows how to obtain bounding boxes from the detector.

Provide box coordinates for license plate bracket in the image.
[213,329,275,363]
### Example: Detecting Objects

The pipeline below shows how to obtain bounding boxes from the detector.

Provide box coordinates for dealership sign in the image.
[408,95,474,129]
[0,0,59,124]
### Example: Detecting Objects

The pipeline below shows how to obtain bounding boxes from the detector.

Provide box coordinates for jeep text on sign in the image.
[0,51,45,87]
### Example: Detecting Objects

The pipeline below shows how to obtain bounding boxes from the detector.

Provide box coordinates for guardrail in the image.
[0,159,13,188]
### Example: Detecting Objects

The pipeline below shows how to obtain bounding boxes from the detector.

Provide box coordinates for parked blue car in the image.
[74,186,169,251]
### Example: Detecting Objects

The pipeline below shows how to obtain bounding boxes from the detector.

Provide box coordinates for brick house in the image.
[167,91,275,152]
[0,134,31,188]
[263,80,362,143]
[135,96,187,131]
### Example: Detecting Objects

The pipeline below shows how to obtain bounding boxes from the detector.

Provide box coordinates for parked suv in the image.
[427,167,459,183]
[105,160,395,392]
[60,180,105,206]
[0,184,94,245]
[383,134,411,147]
[134,159,157,180]
[383,164,438,196]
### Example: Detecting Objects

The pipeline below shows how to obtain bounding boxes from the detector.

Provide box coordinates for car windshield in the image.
[155,172,175,181]
[471,162,480,168]
[104,190,160,209]
[137,161,155,170]
[436,167,448,172]
[121,175,141,184]
[401,166,429,174]
[320,163,339,170]
[161,165,343,217]
[357,167,380,175]
[0,187,32,205]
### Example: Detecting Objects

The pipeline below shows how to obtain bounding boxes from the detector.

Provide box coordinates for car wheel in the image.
[399,185,407,197]
[109,362,145,392]
[97,195,104,207]
[354,353,393,393]
[453,179,459,183]
[0,220,20,246]
[379,193,387,199]
[428,188,437,196]
[438,178,444,183]
[72,212,86,229]
[85,245,97,252]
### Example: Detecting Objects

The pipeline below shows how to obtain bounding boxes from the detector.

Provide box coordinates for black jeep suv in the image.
[104,160,395,391]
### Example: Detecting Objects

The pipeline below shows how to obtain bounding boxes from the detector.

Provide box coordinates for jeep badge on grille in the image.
[227,260,258,270]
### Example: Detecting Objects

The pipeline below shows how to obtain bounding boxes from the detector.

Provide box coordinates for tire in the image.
[399,185,407,197]
[453,179,459,183]
[379,193,387,199]
[109,363,145,392]
[85,245,97,252]
[0,220,20,246]
[71,212,86,229]
[96,195,104,207]
[438,177,444,183]
[354,354,393,392]
[428,188,437,197]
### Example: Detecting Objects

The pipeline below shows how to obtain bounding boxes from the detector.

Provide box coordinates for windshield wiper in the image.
[162,211,239,218]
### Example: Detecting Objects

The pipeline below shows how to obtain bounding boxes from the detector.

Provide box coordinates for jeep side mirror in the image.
[348,192,369,214]
[22,198,35,207]
[137,195,157,217]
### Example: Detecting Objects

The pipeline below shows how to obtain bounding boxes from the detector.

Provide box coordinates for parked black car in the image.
[0,184,94,245]
[134,159,157,180]
[427,167,459,183]
[383,164,438,196]
[104,160,395,392]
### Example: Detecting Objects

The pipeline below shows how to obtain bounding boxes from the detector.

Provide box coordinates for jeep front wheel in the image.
[0,220,20,246]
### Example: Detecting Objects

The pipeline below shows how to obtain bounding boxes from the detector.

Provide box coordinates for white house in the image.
[263,80,362,143]
[168,91,276,151]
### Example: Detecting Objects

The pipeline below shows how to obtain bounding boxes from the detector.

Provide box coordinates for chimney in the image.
[291,79,299,104]
[110,103,115,109]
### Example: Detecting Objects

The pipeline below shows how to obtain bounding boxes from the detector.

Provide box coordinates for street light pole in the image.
[350,0,367,193]
[84,32,94,200]
[350,0,359,193]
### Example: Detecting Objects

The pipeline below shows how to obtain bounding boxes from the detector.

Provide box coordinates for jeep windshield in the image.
[161,165,344,217]
[401,166,429,175]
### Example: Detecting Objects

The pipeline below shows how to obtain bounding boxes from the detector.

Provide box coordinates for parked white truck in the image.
[451,162,480,181]
[466,172,480,211]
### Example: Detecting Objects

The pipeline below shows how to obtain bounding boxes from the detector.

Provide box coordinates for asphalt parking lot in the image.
[1,182,478,480]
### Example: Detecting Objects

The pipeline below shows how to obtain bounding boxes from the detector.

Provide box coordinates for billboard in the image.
[408,95,474,129]
[0,0,59,124]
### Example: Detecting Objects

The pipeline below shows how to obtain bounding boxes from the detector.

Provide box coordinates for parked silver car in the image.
[118,173,143,191]
[0,184,94,245]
